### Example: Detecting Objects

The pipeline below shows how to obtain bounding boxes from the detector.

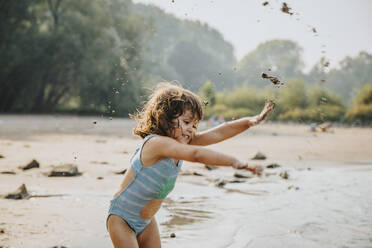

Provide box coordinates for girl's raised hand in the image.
[247,100,275,126]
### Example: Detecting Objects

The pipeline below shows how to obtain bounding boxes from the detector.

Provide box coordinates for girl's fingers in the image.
[246,166,263,175]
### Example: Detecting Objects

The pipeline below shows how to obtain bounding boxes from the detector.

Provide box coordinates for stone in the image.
[204,165,218,170]
[115,169,127,175]
[279,171,289,180]
[266,163,280,169]
[216,180,227,187]
[288,185,299,190]
[251,152,267,160]
[4,184,30,200]
[47,164,81,177]
[1,171,16,175]
[19,159,40,170]
[233,172,252,179]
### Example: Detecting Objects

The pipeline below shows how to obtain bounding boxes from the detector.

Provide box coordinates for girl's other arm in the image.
[149,136,247,169]
[191,101,275,146]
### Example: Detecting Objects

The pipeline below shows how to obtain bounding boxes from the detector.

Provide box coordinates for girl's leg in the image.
[107,215,139,248]
[137,217,161,248]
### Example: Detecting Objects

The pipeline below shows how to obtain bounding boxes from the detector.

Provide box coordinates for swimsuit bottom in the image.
[107,196,151,236]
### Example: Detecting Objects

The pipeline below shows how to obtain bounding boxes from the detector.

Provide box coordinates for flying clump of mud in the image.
[281,2,293,15]
[261,72,284,87]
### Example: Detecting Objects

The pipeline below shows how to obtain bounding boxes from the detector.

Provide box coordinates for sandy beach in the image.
[0,115,372,248]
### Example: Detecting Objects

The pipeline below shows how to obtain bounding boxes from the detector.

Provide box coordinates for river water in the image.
[159,164,372,248]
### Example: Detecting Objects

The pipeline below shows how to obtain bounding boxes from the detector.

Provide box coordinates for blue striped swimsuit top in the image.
[110,134,183,223]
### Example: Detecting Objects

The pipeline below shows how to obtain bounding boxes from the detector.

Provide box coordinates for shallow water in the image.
[1,164,371,247]
[158,165,372,248]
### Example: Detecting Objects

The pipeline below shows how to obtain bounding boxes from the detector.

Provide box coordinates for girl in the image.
[107,82,274,248]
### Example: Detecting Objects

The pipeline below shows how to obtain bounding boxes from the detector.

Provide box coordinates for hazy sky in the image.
[133,0,372,71]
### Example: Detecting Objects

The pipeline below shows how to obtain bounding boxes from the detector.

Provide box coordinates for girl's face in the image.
[172,110,199,144]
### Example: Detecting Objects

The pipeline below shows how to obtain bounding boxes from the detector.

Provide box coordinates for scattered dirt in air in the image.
[323,61,330,67]
[261,72,284,86]
[281,2,293,15]
[312,27,317,33]
[320,79,326,83]
[203,100,209,106]
[262,1,269,6]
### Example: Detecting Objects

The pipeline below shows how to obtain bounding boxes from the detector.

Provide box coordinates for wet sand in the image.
[0,115,372,248]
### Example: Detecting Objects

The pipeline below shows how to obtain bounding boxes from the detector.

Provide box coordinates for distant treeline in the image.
[200,81,372,124]
[1,0,372,123]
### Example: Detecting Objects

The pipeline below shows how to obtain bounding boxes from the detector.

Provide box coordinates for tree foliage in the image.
[199,80,216,107]
[307,52,372,103]
[134,4,237,92]
[0,0,149,115]
[346,84,372,123]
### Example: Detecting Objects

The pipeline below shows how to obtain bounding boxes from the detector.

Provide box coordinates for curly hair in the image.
[131,82,203,139]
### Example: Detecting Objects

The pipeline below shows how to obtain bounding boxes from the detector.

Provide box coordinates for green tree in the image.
[346,84,372,123]
[199,80,216,106]
[278,80,307,111]
[0,0,150,115]
[307,86,344,107]
[307,51,372,103]
[133,4,237,92]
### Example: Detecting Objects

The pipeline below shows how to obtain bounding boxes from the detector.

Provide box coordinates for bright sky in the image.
[133,0,372,71]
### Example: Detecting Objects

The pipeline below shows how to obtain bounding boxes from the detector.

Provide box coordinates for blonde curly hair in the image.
[131,82,203,138]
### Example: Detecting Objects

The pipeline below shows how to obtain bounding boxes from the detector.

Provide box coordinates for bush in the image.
[218,87,265,112]
[307,86,344,107]
[345,84,372,123]
[278,80,307,111]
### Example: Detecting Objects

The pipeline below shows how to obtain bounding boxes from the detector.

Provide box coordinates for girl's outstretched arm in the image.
[191,101,275,146]
[144,136,248,169]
